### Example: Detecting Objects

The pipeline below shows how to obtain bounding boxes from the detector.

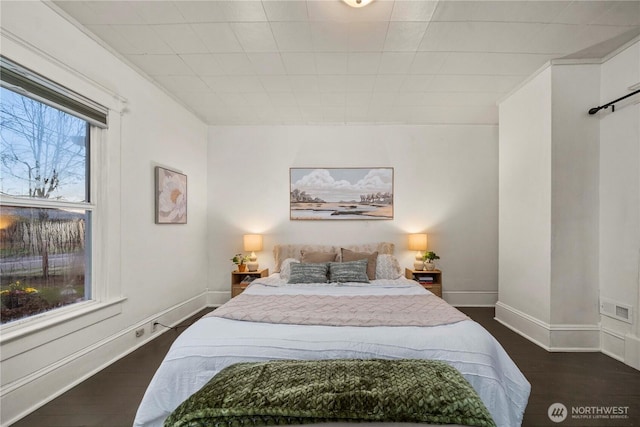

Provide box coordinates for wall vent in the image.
[600,298,633,324]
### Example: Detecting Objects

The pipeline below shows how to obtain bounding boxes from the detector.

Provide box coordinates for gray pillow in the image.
[329,259,370,283]
[341,248,378,280]
[288,262,329,284]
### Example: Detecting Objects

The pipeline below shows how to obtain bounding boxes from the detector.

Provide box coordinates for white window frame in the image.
[0,53,125,342]
[0,126,96,321]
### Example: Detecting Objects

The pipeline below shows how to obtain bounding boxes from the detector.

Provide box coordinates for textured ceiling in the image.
[52,0,640,126]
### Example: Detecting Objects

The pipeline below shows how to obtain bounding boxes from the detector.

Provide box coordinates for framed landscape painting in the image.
[290,168,393,220]
[155,166,187,224]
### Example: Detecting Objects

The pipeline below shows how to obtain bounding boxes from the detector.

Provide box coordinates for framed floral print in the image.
[155,166,187,224]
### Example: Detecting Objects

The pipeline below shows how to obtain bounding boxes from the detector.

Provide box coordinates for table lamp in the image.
[243,234,263,272]
[408,233,427,271]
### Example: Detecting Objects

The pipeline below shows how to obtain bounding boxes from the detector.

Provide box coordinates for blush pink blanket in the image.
[208,294,469,327]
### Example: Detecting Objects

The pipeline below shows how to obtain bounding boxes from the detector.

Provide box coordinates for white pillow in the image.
[279,258,300,281]
[375,254,402,280]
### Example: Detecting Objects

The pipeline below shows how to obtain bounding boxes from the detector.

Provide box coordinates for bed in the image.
[134,243,530,427]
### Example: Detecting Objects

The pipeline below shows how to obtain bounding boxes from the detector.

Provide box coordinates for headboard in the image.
[273,242,395,272]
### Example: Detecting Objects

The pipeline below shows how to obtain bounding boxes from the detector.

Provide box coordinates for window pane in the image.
[0,87,88,202]
[0,206,90,324]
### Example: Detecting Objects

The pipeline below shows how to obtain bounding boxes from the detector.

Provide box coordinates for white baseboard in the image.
[444,291,498,307]
[2,292,208,427]
[495,302,552,349]
[600,325,640,370]
[495,301,600,351]
[624,333,640,370]
[601,327,626,363]
[207,290,230,306]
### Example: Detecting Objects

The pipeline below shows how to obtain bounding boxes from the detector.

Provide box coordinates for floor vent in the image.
[600,298,633,324]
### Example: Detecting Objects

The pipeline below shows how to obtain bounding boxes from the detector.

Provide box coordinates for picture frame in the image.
[155,166,187,224]
[290,167,394,220]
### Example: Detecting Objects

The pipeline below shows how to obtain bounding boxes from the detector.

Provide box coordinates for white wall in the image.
[498,67,553,326]
[207,125,499,307]
[549,64,601,330]
[599,40,640,369]
[0,2,209,424]
[497,62,601,351]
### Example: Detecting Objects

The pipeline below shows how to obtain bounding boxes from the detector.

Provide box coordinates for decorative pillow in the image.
[339,242,395,260]
[341,248,378,280]
[328,259,369,283]
[273,243,393,272]
[301,250,337,264]
[375,254,402,280]
[279,258,300,281]
[288,262,329,284]
[273,244,337,272]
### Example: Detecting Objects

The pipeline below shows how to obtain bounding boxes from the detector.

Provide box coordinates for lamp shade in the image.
[243,234,263,252]
[408,234,427,251]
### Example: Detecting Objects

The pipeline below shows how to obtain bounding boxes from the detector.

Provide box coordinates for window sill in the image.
[0,297,126,355]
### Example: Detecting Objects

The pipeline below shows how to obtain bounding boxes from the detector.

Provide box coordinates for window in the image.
[0,57,107,324]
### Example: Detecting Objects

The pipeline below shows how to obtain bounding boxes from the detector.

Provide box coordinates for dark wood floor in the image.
[10,307,640,427]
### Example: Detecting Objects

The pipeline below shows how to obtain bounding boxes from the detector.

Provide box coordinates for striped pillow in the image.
[288,262,329,284]
[329,259,370,283]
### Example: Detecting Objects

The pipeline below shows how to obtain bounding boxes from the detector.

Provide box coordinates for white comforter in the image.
[134,277,530,427]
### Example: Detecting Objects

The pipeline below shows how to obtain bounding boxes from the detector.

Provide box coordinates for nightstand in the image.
[405,268,442,298]
[231,268,268,297]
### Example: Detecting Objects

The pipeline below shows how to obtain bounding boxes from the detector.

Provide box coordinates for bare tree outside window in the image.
[1,87,87,201]
[1,87,90,323]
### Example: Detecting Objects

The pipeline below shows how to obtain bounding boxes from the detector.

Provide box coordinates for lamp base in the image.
[413,260,424,271]
[247,261,259,272]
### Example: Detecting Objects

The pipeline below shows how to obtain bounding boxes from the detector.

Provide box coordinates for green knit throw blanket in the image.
[165,359,496,427]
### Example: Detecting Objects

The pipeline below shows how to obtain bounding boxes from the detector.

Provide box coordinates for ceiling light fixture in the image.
[342,0,373,8]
